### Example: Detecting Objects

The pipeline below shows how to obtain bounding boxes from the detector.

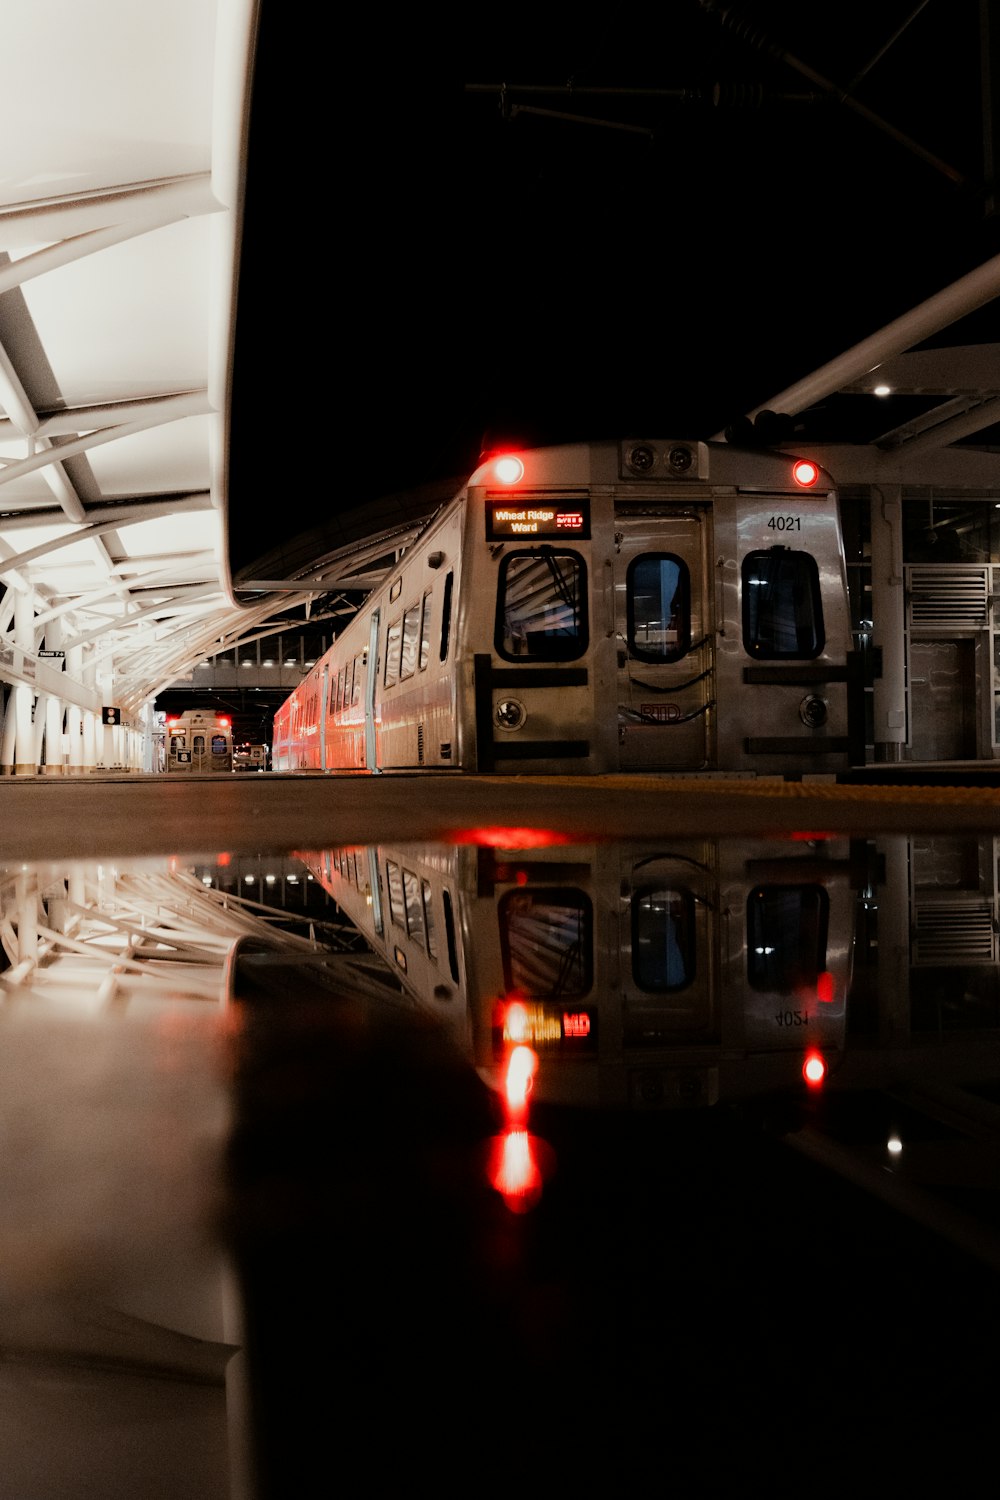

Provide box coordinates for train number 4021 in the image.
[767,515,801,531]
[774,1009,809,1026]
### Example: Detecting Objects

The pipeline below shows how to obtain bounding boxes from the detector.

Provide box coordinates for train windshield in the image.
[498,887,592,998]
[627,555,691,662]
[746,884,830,992]
[742,548,824,658]
[496,550,587,660]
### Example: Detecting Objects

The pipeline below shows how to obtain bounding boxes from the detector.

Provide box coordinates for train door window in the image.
[747,885,829,991]
[352,655,362,708]
[627,555,691,662]
[329,674,337,715]
[400,605,420,681]
[440,572,454,662]
[421,879,438,960]
[386,860,405,928]
[384,618,402,687]
[419,590,432,671]
[496,550,588,661]
[742,549,824,658]
[499,888,592,997]
[193,734,205,755]
[632,886,696,990]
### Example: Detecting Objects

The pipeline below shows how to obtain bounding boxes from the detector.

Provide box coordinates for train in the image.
[164,709,234,773]
[271,438,865,778]
[293,833,857,1113]
[233,743,268,773]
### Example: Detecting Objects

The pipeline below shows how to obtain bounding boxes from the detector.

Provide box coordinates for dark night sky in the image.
[229,1,1000,578]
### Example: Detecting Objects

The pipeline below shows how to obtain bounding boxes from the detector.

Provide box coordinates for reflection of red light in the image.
[505,1045,537,1115]
[486,1130,550,1213]
[816,970,834,1004]
[803,1050,826,1087]
[563,1011,591,1037]
[445,827,571,848]
[504,1002,529,1043]
[217,852,231,868]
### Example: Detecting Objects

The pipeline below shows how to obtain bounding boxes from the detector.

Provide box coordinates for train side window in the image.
[385,617,402,687]
[440,572,454,662]
[627,554,691,662]
[498,887,592,998]
[746,884,829,992]
[495,550,588,661]
[742,548,824,658]
[631,886,695,990]
[352,655,363,709]
[400,604,420,681]
[386,860,405,928]
[419,590,432,671]
[402,867,425,945]
[421,878,438,960]
[442,887,459,982]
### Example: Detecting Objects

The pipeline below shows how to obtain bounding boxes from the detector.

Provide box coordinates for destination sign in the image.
[486,497,590,541]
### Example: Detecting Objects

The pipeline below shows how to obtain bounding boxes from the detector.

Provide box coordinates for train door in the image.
[365,609,380,773]
[190,729,208,771]
[613,510,713,770]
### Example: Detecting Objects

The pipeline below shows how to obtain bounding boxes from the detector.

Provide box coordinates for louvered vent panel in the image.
[907,567,989,629]
[912,902,997,964]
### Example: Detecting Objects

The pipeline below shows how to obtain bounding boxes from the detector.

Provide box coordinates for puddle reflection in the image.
[4,829,1000,1493]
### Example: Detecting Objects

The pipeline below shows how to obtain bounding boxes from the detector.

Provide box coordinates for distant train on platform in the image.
[271,437,866,779]
[295,834,856,1111]
[164,709,233,773]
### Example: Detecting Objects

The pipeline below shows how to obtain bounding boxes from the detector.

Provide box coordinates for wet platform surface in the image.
[3,770,1000,864]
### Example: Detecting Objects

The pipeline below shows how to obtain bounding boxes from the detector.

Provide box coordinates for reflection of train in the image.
[295,835,857,1109]
[272,438,863,777]
[164,709,233,773]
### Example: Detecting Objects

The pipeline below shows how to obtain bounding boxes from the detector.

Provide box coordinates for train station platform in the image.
[3,770,1000,866]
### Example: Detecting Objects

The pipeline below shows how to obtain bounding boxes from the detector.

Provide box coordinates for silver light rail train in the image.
[272,438,864,777]
[295,835,856,1112]
[164,709,234,773]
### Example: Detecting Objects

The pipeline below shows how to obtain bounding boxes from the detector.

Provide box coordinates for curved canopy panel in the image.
[0,0,287,730]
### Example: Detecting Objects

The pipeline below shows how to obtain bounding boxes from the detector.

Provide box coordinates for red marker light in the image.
[492,455,524,486]
[803,1049,827,1088]
[218,716,230,728]
[816,970,835,1004]
[792,459,820,488]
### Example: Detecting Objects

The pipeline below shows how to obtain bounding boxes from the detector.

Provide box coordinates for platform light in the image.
[792,459,820,488]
